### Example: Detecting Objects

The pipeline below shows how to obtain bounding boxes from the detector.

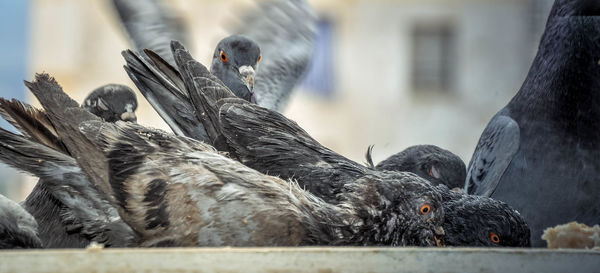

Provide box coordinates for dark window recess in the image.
[301,18,335,96]
[411,23,456,92]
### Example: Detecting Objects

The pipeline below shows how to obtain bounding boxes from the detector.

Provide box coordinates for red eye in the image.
[220,51,228,63]
[419,204,432,215]
[257,55,262,63]
[490,232,500,244]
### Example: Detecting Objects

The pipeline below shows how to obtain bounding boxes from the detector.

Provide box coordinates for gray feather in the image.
[111,0,189,67]
[234,0,317,111]
[465,115,519,197]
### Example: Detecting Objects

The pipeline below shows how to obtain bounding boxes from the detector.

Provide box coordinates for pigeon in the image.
[131,43,526,247]
[464,0,600,246]
[366,145,467,190]
[438,187,530,247]
[0,87,136,248]
[0,72,447,247]
[113,0,316,111]
[0,193,42,249]
[82,84,138,123]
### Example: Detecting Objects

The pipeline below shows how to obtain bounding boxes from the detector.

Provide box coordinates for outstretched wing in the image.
[111,0,189,67]
[234,0,317,111]
[465,114,520,197]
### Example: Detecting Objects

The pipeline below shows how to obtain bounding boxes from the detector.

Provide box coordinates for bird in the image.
[0,193,42,249]
[366,145,467,190]
[464,0,600,246]
[0,85,137,248]
[82,84,138,123]
[438,187,530,247]
[112,0,316,112]
[0,72,447,247]
[130,42,528,247]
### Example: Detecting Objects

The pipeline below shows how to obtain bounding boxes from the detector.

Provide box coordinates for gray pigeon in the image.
[112,0,316,111]
[0,193,42,249]
[465,0,600,246]
[82,84,138,123]
[1,73,447,247]
[366,145,466,190]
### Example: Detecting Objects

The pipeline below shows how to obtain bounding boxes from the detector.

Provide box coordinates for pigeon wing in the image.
[111,0,189,67]
[465,115,520,197]
[0,127,134,247]
[0,98,68,153]
[218,102,368,203]
[122,49,209,141]
[235,0,317,111]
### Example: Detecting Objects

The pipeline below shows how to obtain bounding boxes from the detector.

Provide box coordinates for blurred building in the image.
[0,0,554,200]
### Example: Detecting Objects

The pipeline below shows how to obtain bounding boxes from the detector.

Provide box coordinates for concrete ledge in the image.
[0,247,598,273]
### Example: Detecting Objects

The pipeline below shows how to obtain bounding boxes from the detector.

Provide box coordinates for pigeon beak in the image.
[238,65,255,92]
[435,226,445,236]
[120,111,137,123]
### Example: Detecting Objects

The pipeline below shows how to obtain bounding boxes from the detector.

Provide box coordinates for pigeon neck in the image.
[510,13,600,126]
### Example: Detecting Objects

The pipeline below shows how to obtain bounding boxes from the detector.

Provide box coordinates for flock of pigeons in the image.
[0,0,597,250]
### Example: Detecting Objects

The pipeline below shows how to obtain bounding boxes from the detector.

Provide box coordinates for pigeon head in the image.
[210,35,261,102]
[341,172,446,246]
[440,188,531,247]
[82,84,138,123]
[373,145,466,190]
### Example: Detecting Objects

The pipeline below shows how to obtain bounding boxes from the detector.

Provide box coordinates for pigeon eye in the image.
[419,204,432,215]
[220,51,228,63]
[490,232,500,244]
[257,55,262,63]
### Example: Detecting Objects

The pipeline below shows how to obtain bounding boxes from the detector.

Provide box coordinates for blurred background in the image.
[0,0,554,200]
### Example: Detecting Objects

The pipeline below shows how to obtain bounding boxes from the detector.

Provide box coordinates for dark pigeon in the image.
[465,0,600,246]
[0,73,447,247]
[0,193,42,249]
[366,145,467,190]
[438,187,530,247]
[82,84,138,123]
[113,0,316,111]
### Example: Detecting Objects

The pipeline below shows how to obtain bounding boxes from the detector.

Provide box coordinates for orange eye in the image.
[257,55,262,63]
[220,51,228,63]
[490,232,500,244]
[419,204,432,215]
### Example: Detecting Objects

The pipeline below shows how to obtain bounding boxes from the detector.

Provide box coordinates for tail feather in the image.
[24,73,113,206]
[0,98,67,153]
[170,41,241,147]
[0,127,134,247]
[122,49,209,141]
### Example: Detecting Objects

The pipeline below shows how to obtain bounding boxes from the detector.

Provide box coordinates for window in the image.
[301,18,335,96]
[411,22,456,92]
